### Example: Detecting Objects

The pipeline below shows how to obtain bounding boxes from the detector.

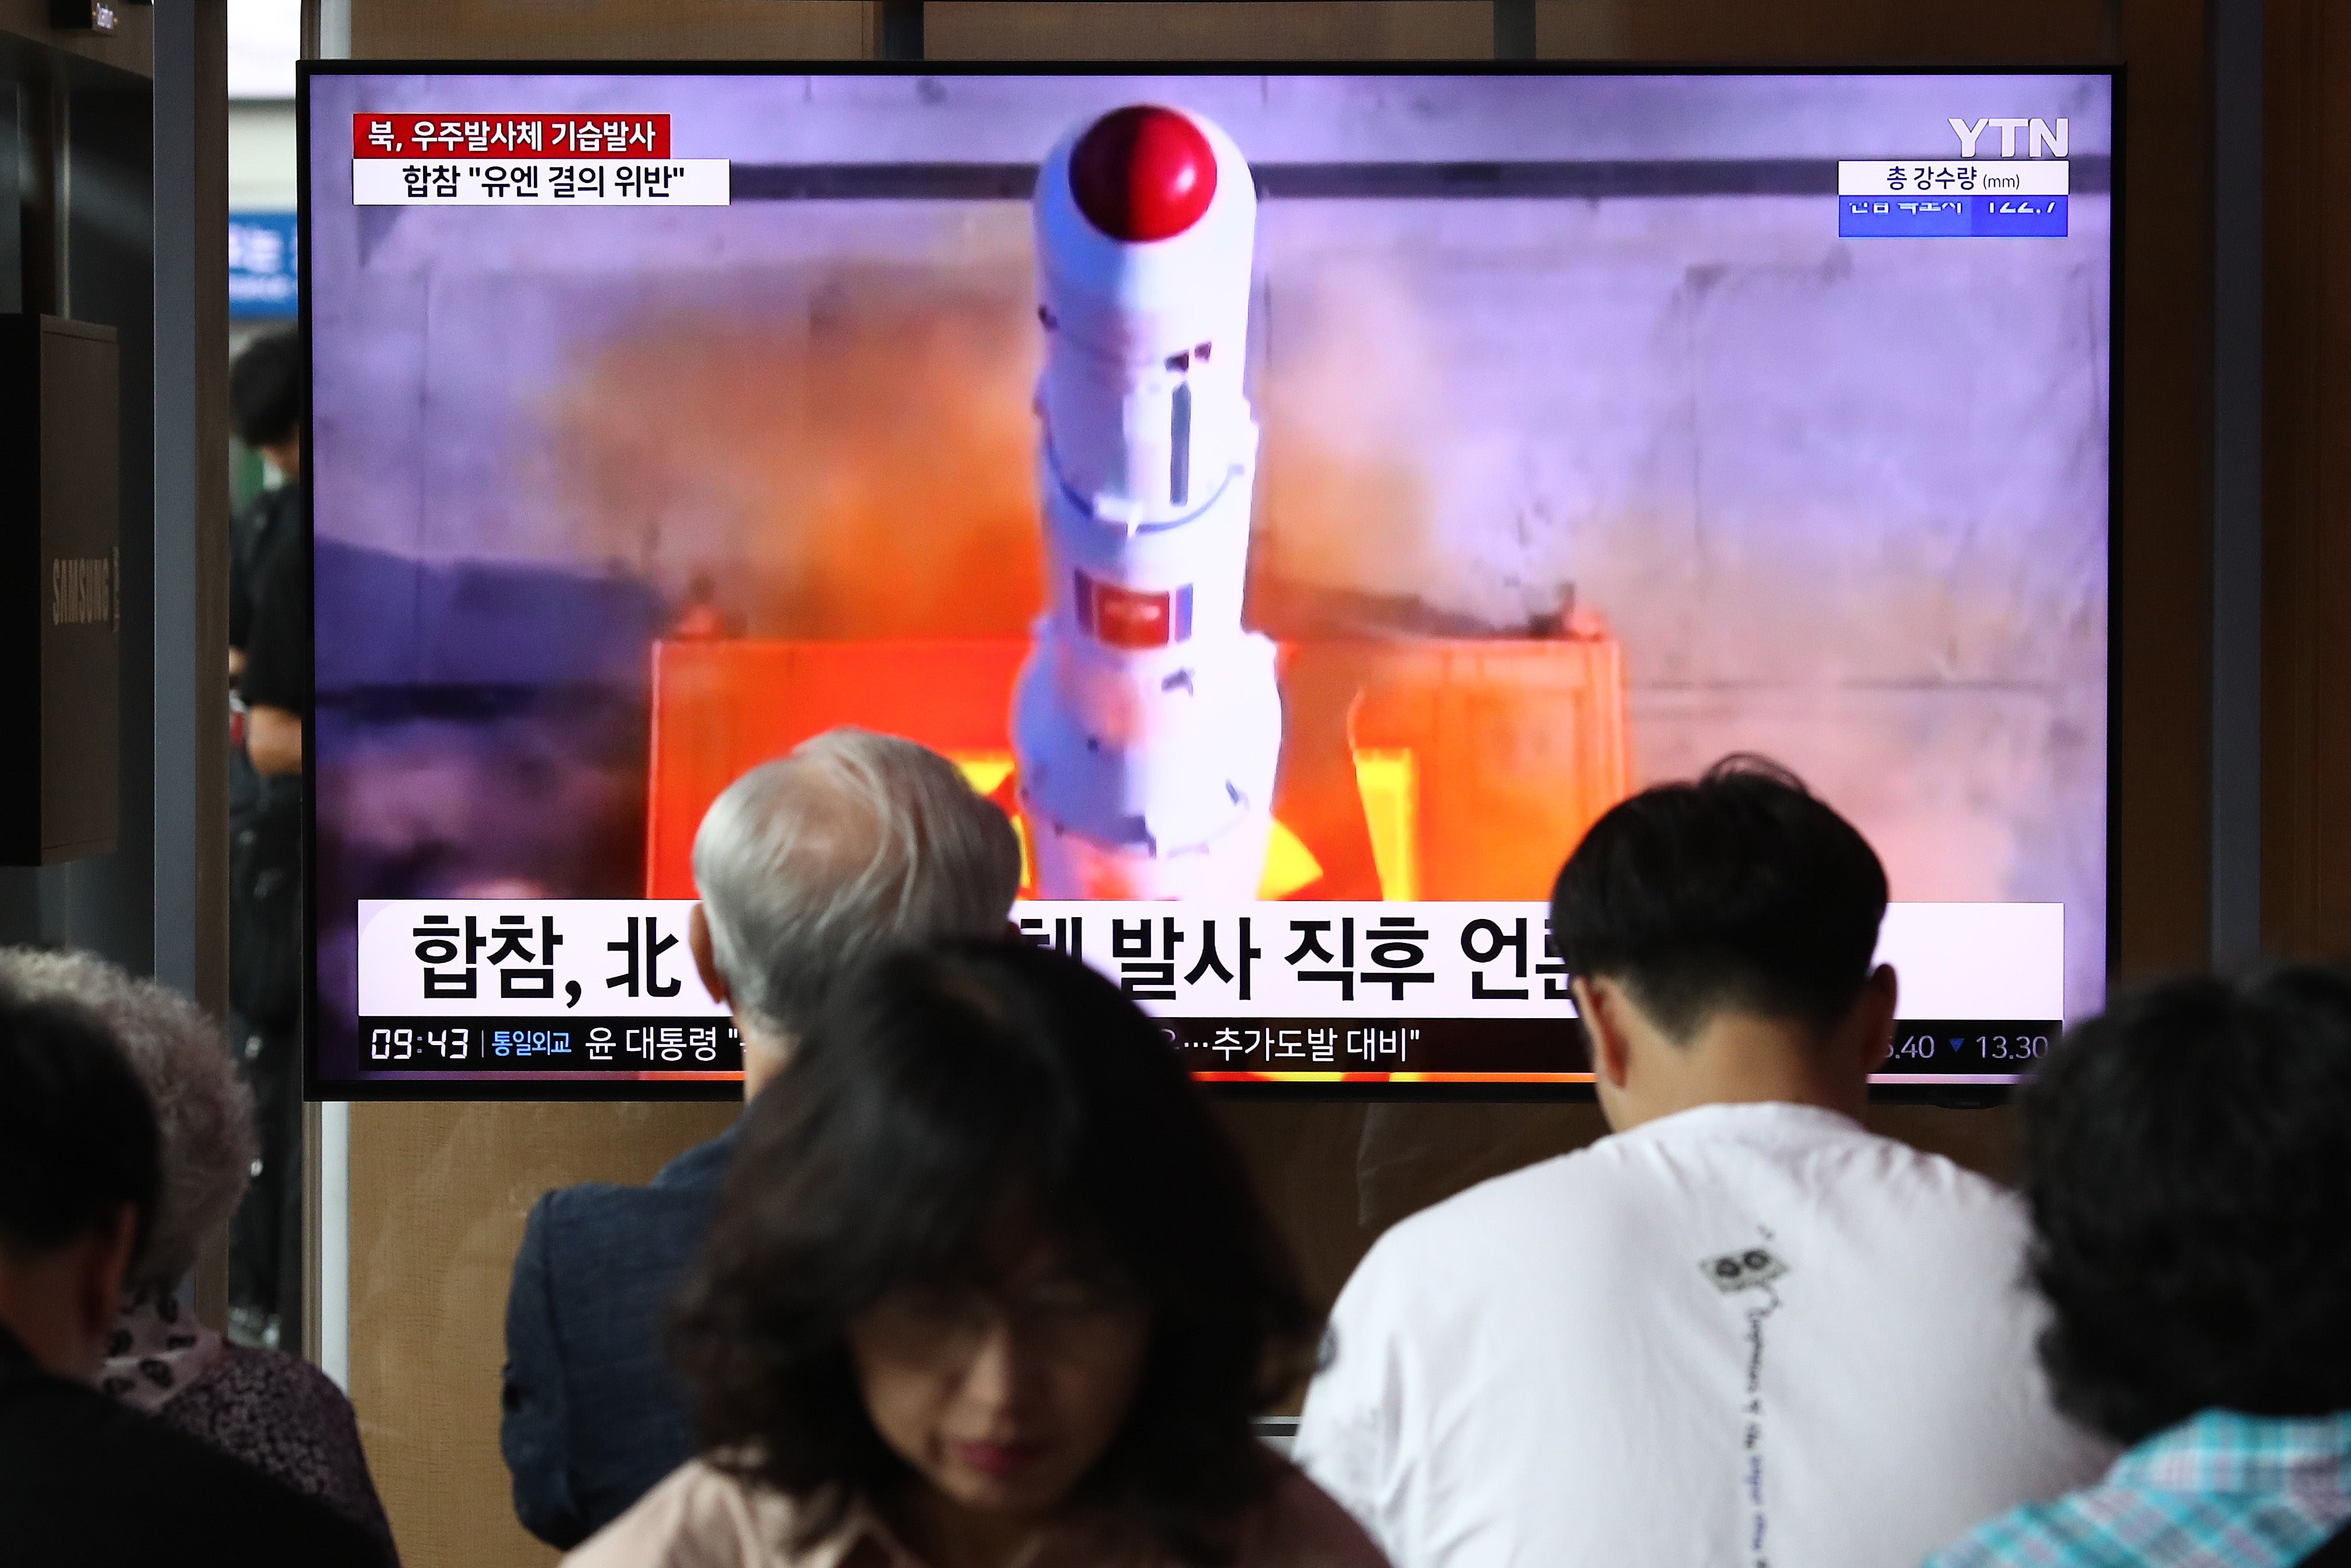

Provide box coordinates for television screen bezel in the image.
[293,58,2123,1105]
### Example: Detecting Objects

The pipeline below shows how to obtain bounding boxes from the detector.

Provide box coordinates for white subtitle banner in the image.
[356,899,2062,1024]
[1838,159,2071,196]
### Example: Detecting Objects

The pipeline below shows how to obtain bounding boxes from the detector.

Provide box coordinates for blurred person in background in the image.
[225,327,310,1350]
[1926,967,2351,1568]
[0,987,386,1567]
[228,325,309,797]
[228,328,305,694]
[1295,757,2109,1568]
[0,949,398,1559]
[570,939,1385,1568]
[503,729,1024,1549]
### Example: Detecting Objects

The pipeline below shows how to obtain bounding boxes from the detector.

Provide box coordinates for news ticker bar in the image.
[352,1015,2061,1083]
[359,1017,743,1072]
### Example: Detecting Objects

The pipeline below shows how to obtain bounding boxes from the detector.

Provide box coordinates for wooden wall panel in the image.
[349,1101,738,1568]
[1535,0,2114,59]
[2262,0,2351,960]
[923,2,1490,60]
[348,0,875,61]
[2106,0,2218,981]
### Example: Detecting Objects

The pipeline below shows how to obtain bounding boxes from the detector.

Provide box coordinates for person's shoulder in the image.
[0,1361,130,1465]
[8,1375,384,1564]
[256,481,306,541]
[251,508,310,592]
[191,1344,376,1457]
[532,1132,734,1255]
[1643,1104,2028,1227]
[179,1345,363,1437]
[1353,1142,1621,1279]
[1917,1490,2097,1568]
[545,1131,734,1219]
[231,488,275,543]
[1232,1463,1395,1568]
[564,1459,793,1568]
[647,1127,738,1195]
[1805,1119,2030,1231]
[204,1344,351,1402]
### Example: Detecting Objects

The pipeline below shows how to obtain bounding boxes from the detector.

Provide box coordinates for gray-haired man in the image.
[500,729,1023,1549]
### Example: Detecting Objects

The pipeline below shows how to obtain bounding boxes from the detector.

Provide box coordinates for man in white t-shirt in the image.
[1293,755,2109,1568]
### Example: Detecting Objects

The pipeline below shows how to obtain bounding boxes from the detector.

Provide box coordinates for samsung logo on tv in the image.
[1948,117,2069,158]
[51,552,117,629]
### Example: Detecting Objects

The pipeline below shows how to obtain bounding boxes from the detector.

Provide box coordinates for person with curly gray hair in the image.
[0,949,398,1561]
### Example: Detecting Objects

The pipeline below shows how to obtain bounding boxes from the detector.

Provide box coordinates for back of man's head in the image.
[0,990,159,1265]
[2023,965,2351,1444]
[228,329,303,452]
[692,729,1024,1041]
[1550,755,1889,1042]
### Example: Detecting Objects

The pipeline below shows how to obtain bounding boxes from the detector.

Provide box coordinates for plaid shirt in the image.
[1926,1411,2351,1568]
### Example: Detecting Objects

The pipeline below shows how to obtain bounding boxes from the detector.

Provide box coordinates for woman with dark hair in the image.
[1926,966,2351,1568]
[567,938,1386,1568]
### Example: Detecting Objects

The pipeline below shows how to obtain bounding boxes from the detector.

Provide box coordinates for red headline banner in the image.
[352,113,670,159]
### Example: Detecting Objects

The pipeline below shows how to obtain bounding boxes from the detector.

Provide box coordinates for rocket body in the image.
[1014,106,1283,900]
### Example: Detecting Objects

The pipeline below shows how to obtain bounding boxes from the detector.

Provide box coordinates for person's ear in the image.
[688,904,731,1007]
[72,1206,139,1367]
[1573,976,1635,1090]
[1855,963,1898,1073]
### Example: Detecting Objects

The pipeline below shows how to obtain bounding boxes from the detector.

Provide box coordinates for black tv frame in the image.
[294,60,2123,1105]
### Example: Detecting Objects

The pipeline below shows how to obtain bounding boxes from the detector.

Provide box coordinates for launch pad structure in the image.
[640,631,1632,905]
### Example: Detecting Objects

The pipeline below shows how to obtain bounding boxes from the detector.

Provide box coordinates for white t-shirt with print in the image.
[1294,1102,2110,1568]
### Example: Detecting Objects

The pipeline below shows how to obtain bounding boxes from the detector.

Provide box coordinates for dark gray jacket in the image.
[500,1127,737,1549]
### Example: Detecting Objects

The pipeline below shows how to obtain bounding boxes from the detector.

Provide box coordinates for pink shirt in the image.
[566,1457,1391,1568]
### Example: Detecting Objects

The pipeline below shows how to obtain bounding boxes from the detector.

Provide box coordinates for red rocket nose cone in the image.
[1067,106,1218,242]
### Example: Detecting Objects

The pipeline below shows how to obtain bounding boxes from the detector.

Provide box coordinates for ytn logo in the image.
[1948,117,2069,158]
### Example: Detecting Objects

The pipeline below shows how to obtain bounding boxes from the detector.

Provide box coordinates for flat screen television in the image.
[297,64,2114,1099]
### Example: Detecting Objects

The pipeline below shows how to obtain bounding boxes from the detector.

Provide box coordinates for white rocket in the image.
[1012,105,1283,900]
